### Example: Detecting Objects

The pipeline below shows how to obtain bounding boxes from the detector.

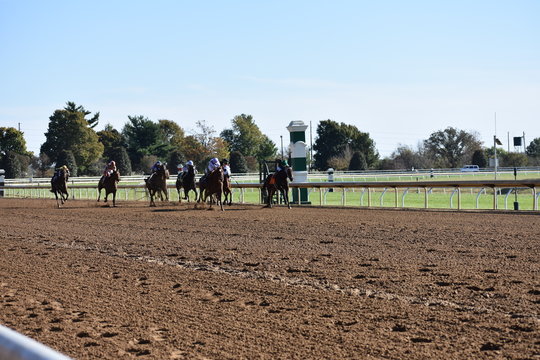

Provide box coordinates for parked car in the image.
[461,165,480,172]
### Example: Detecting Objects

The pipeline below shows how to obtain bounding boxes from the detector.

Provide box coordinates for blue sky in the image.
[1,0,539,158]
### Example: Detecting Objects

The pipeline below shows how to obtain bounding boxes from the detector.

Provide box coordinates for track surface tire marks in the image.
[0,199,539,359]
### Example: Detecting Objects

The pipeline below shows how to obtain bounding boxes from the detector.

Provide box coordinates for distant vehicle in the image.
[461,165,480,172]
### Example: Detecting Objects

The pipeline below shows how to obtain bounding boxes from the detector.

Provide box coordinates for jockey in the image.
[183,160,195,172]
[222,159,231,177]
[53,165,69,180]
[205,157,220,175]
[103,160,117,177]
[151,161,162,173]
[276,159,288,172]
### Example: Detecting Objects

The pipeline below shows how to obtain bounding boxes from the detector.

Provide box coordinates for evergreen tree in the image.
[348,151,367,170]
[41,102,103,174]
[56,150,78,177]
[2,151,23,178]
[230,151,248,173]
[471,149,487,168]
[314,120,378,170]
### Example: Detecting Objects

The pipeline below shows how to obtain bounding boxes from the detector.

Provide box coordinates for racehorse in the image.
[262,166,294,209]
[97,170,121,207]
[145,166,169,207]
[50,167,70,208]
[176,164,198,203]
[198,167,224,211]
[222,171,232,206]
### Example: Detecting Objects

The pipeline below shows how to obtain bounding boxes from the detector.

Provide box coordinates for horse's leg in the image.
[54,190,61,208]
[112,191,116,207]
[219,190,224,211]
[266,188,273,208]
[284,188,291,209]
[97,187,101,202]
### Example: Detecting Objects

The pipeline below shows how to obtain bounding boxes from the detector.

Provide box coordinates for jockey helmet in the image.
[109,160,116,167]
[156,161,162,166]
[187,160,194,166]
[281,160,288,167]
[211,157,219,164]
[222,159,228,164]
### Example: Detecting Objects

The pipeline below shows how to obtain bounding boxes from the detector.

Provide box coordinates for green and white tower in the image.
[287,120,310,204]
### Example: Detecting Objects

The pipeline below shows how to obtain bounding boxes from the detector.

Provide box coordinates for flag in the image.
[495,137,503,146]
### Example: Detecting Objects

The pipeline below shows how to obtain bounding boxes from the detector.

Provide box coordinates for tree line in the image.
[2,101,540,178]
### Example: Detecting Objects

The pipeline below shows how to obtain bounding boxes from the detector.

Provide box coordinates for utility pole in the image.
[494,113,498,180]
[309,121,313,171]
[280,135,283,159]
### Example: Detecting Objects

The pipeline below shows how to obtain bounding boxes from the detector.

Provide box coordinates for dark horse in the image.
[145,166,169,207]
[197,168,224,211]
[262,166,294,209]
[97,170,121,207]
[51,167,70,208]
[222,171,232,206]
[176,165,198,203]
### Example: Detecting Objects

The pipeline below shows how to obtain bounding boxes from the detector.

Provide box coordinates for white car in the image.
[461,165,480,172]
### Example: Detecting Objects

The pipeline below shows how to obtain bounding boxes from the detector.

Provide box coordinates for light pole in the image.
[280,135,284,159]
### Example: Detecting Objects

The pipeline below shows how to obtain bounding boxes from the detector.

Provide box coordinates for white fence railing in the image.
[1,178,539,211]
[0,324,72,360]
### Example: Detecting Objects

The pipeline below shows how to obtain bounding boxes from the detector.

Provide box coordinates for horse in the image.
[176,164,198,203]
[50,168,70,208]
[223,172,232,206]
[145,166,169,207]
[262,166,294,209]
[97,170,121,207]
[197,167,224,211]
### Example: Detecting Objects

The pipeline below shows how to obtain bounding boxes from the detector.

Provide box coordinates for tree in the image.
[423,127,482,168]
[158,119,185,147]
[349,151,367,170]
[64,101,100,128]
[0,127,29,156]
[501,152,528,167]
[2,151,23,178]
[526,138,540,158]
[188,120,229,167]
[167,149,186,174]
[313,120,378,170]
[107,146,132,175]
[56,150,78,176]
[221,114,277,161]
[122,115,163,172]
[98,124,125,160]
[471,149,487,168]
[390,144,432,170]
[230,151,248,173]
[41,102,104,174]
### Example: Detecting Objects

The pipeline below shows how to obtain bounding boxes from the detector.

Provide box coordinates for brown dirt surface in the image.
[0,198,539,359]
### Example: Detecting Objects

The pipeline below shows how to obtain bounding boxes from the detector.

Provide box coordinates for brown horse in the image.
[97,170,121,207]
[50,167,70,208]
[198,168,224,211]
[262,166,293,209]
[145,166,169,207]
[176,164,198,203]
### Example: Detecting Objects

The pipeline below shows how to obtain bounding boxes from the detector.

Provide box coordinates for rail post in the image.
[0,169,4,197]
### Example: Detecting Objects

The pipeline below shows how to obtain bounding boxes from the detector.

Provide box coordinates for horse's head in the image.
[286,166,293,182]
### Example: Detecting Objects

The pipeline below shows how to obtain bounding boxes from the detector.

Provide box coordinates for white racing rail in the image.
[0,324,72,360]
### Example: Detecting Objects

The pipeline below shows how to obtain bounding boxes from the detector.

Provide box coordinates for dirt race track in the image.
[0,198,539,359]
